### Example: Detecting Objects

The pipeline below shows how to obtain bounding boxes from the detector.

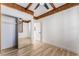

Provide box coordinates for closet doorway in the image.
[1,14,18,50]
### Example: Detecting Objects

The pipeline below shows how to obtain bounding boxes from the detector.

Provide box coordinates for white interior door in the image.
[1,15,16,49]
[33,22,42,41]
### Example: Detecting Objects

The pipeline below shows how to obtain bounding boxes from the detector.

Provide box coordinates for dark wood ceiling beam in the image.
[2,3,34,15]
[34,3,79,20]
[49,3,56,9]
[22,20,31,23]
[25,3,32,9]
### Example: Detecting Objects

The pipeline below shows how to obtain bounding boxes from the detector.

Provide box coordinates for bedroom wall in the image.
[18,23,30,39]
[1,5,33,20]
[41,5,79,54]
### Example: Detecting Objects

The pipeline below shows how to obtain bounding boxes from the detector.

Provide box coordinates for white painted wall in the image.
[28,23,32,38]
[18,23,30,39]
[1,5,33,20]
[41,5,79,54]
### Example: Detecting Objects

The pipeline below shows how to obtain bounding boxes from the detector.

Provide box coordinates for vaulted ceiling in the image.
[1,3,79,20]
[16,3,65,16]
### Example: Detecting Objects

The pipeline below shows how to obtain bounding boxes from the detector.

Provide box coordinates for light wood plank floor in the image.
[0,40,78,56]
[18,38,32,48]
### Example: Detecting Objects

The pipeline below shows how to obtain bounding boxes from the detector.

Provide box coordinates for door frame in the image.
[33,21,42,42]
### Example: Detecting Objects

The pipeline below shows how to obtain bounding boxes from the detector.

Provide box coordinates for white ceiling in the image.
[16,3,29,8]
[54,3,65,8]
[16,3,65,16]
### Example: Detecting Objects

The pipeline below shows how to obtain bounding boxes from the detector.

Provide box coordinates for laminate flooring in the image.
[0,40,78,56]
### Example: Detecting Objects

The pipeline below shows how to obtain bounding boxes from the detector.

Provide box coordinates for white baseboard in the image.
[43,40,79,55]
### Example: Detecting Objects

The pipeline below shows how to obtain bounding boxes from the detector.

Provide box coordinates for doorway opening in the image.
[17,18,32,48]
[33,22,42,42]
